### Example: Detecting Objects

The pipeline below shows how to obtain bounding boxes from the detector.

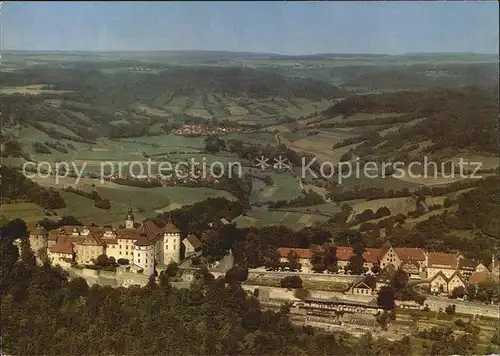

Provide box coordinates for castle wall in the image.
[242,285,373,303]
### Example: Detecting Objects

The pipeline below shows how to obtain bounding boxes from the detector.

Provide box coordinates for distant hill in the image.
[320,85,499,157]
[0,64,344,142]
[1,65,344,101]
[341,62,499,91]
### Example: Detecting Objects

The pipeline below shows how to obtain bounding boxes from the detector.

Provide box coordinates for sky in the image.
[1,1,499,54]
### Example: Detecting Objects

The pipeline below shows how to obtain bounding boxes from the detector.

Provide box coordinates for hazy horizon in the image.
[1,49,498,56]
[2,2,499,54]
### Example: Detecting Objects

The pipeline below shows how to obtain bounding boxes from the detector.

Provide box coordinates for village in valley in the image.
[171,124,240,137]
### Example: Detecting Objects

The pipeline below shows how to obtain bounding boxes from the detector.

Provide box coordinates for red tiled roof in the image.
[160,216,180,234]
[402,259,420,268]
[50,237,74,254]
[336,246,354,261]
[430,270,448,282]
[80,237,102,246]
[428,252,458,269]
[136,221,161,239]
[162,221,180,234]
[469,271,499,285]
[49,225,103,237]
[363,248,381,263]
[134,238,154,246]
[395,248,426,262]
[277,247,312,259]
[48,234,104,246]
[184,234,202,250]
[116,229,141,240]
[335,246,381,263]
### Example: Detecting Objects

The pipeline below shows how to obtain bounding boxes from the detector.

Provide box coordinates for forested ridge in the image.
[322,86,499,154]
[0,166,66,209]
[386,176,500,264]
[1,65,344,141]
[342,62,499,90]
[2,65,344,105]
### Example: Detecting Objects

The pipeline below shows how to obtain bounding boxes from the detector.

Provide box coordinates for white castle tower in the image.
[163,216,181,265]
[29,224,48,264]
[133,235,155,276]
[125,204,135,229]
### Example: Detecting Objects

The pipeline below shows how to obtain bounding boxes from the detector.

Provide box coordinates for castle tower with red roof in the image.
[163,216,181,265]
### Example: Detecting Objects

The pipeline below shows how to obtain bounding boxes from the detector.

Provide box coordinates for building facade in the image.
[133,237,156,276]
[31,208,183,276]
[430,270,466,295]
[163,217,181,265]
[426,252,460,279]
[183,234,202,258]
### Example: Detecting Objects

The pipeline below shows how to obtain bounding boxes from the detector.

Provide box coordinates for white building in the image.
[183,234,201,258]
[133,237,156,276]
[430,271,466,295]
[48,239,74,265]
[426,252,460,279]
[163,218,181,265]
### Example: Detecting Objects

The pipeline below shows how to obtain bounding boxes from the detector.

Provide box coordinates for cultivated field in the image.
[232,210,328,230]
[0,202,56,229]
[391,171,472,186]
[1,84,72,95]
[279,133,361,164]
[447,154,499,170]
[28,176,236,225]
[250,172,303,203]
[337,175,420,190]
[350,197,418,216]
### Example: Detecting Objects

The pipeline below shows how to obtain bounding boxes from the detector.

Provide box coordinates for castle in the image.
[28,206,200,276]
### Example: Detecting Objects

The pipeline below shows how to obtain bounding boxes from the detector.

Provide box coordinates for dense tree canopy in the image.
[0,166,66,209]
[324,86,498,155]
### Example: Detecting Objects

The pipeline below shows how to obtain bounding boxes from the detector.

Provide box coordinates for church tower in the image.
[163,216,181,265]
[125,204,135,229]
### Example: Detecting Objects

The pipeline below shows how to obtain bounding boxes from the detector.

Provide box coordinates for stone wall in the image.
[67,267,149,288]
[246,270,361,283]
[243,285,374,303]
[425,296,500,318]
